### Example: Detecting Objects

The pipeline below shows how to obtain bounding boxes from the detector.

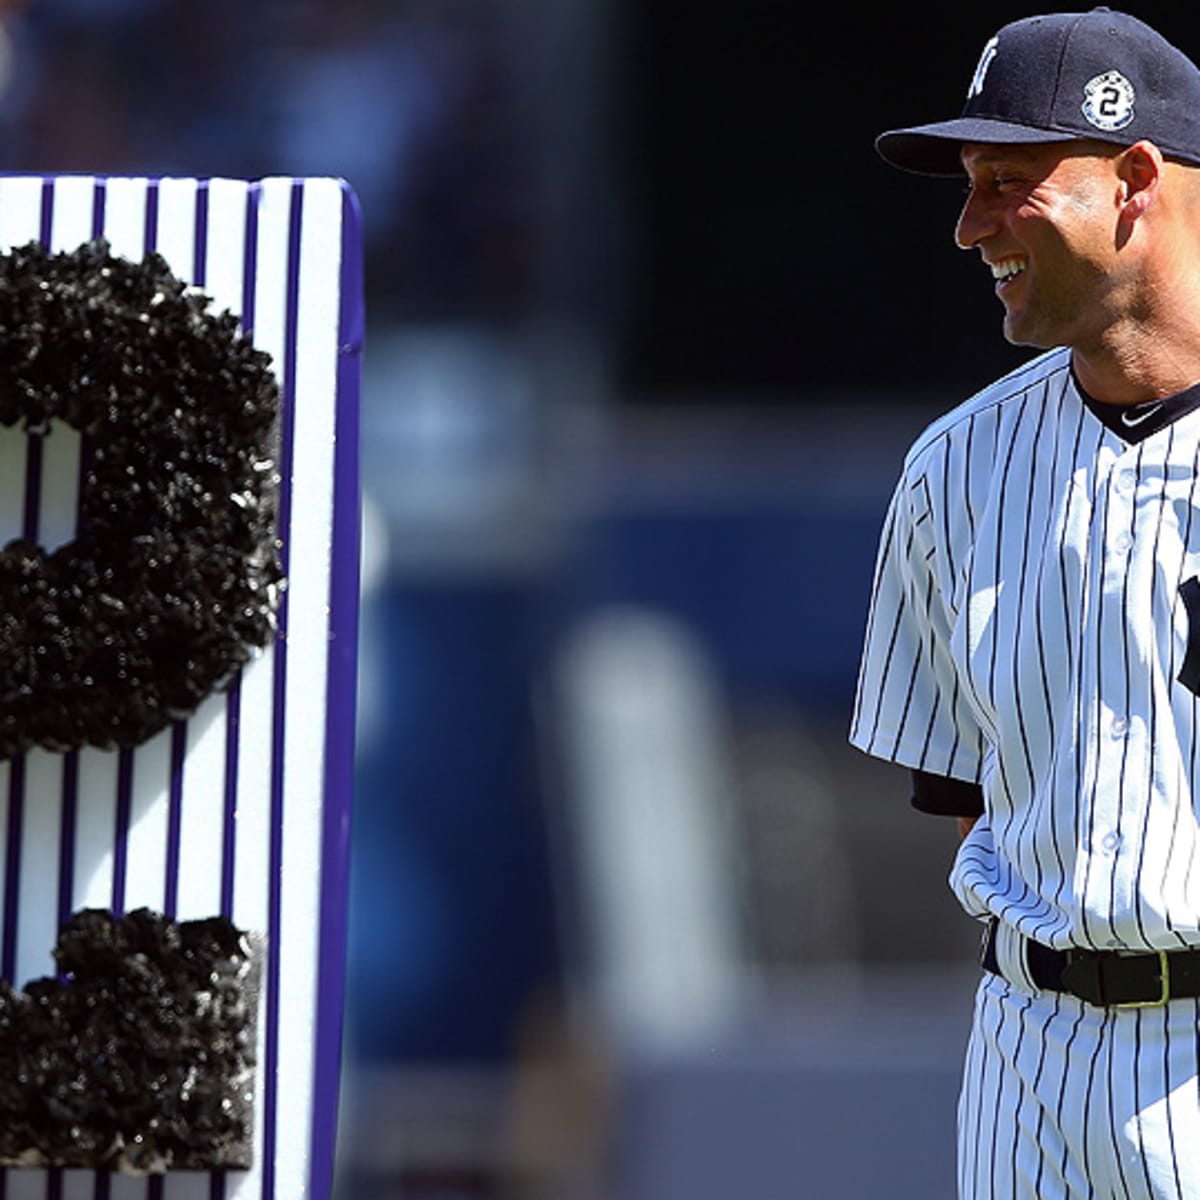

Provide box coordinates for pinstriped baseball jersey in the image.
[851,345,1200,953]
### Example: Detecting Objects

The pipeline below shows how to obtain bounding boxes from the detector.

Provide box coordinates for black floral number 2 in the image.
[0,240,284,759]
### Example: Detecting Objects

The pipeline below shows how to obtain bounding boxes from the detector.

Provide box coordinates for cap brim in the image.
[876,118,1080,176]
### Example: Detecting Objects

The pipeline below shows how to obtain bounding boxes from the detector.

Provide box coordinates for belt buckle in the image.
[979,918,998,970]
[1114,949,1171,1008]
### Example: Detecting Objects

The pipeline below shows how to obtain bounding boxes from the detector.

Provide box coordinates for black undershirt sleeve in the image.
[910,769,985,817]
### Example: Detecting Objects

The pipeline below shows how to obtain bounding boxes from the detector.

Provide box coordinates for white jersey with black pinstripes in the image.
[851,345,1200,954]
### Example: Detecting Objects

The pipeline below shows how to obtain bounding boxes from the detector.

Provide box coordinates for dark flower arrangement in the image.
[0,239,283,758]
[0,908,258,1173]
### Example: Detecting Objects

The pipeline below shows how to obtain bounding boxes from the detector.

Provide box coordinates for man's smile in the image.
[989,257,1028,290]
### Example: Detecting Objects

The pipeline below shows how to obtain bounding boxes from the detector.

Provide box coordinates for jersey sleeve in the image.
[848,468,985,783]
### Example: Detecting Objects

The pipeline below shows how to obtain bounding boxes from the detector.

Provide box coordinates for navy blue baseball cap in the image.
[877,8,1200,176]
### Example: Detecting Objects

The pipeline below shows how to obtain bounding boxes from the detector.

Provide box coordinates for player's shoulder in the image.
[902,347,1071,475]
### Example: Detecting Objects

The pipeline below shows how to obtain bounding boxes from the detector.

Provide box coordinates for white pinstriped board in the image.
[0,177,362,1200]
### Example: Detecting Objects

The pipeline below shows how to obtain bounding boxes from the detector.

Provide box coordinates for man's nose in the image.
[955,188,996,250]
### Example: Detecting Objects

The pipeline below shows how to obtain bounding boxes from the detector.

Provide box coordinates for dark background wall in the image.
[617,1,1200,398]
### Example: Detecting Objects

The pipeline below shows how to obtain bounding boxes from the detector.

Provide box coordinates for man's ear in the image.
[1117,140,1164,221]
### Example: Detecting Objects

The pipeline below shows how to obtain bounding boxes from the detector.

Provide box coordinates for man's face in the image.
[956,141,1127,351]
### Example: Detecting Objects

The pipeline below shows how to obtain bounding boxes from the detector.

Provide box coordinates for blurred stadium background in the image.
[8,1,1199,1197]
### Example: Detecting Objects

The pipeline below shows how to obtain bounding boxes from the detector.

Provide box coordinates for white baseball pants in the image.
[959,973,1200,1199]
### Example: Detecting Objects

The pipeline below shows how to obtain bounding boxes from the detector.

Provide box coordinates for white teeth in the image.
[991,259,1026,282]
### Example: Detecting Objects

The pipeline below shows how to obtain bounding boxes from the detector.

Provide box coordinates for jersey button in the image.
[1101,831,1121,853]
[1111,716,1129,738]
[1116,469,1137,492]
[1113,531,1133,553]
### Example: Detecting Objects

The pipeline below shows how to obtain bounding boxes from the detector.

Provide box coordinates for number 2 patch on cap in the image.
[1083,70,1136,131]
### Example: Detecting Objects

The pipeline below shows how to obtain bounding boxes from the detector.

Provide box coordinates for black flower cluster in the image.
[0,239,283,758]
[0,907,258,1173]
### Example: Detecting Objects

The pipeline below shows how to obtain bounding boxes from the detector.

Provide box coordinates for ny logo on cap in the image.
[967,36,999,99]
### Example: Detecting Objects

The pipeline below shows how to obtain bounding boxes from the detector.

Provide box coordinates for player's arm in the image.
[909,768,984,815]
[910,770,982,841]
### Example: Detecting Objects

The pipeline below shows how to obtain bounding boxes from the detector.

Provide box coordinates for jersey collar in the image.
[1073,371,1200,443]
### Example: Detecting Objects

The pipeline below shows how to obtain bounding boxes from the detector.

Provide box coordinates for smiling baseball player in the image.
[851,9,1200,1199]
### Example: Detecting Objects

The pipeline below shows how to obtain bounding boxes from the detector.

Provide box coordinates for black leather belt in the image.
[981,919,1200,1007]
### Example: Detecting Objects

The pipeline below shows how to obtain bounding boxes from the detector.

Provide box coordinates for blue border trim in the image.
[308,180,363,1200]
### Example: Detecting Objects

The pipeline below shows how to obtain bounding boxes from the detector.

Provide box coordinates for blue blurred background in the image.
[7,1,1198,1196]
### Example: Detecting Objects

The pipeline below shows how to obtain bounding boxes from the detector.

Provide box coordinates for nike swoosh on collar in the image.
[1120,403,1163,428]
